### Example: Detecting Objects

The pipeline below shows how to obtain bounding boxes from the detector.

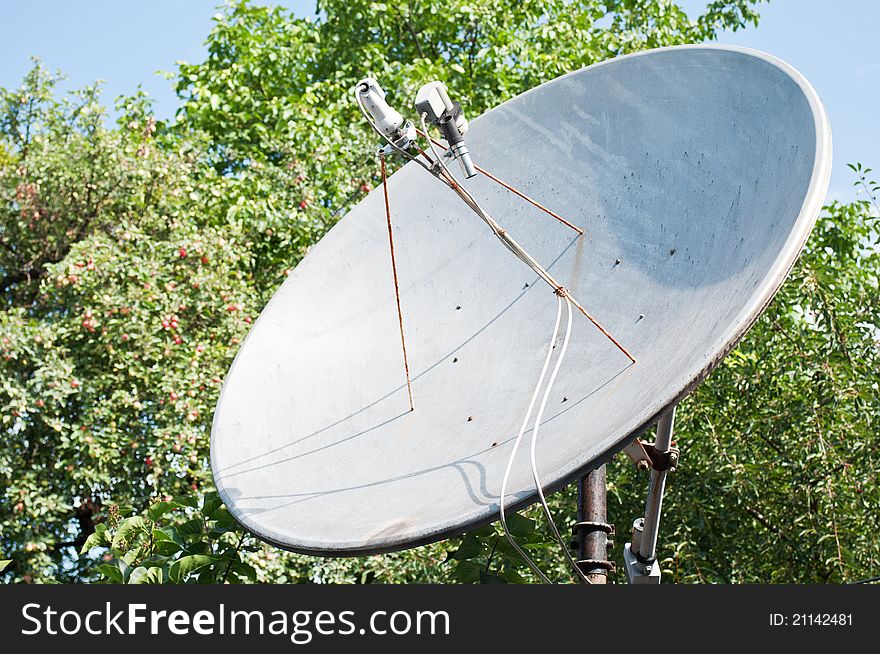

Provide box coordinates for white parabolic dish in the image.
[211,45,832,555]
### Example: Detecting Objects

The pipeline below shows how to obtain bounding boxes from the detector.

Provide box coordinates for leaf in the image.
[0,560,11,572]
[177,518,205,538]
[147,501,180,522]
[479,571,507,584]
[127,565,166,584]
[111,516,146,551]
[451,535,482,560]
[152,528,184,556]
[471,525,496,538]
[210,506,235,524]
[451,560,482,584]
[228,560,257,583]
[505,512,536,537]
[127,566,152,584]
[95,563,125,584]
[173,495,200,509]
[201,492,222,519]
[209,507,239,536]
[500,567,528,584]
[121,549,140,567]
[169,555,216,583]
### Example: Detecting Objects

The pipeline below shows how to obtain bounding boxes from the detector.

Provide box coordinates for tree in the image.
[10,0,876,585]
[0,63,259,581]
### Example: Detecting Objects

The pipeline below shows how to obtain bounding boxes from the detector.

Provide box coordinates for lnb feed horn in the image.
[356,77,415,150]
[415,81,476,179]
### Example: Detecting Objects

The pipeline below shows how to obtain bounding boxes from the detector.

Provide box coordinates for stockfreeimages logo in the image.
[21,603,450,643]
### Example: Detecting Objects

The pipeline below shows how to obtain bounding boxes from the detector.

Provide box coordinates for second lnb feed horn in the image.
[415,81,476,178]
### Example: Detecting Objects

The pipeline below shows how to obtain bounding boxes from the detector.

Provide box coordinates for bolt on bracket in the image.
[621,439,680,472]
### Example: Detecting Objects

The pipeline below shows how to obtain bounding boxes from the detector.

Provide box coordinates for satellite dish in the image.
[211,45,831,556]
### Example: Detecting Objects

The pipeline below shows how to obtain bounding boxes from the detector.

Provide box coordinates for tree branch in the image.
[402,13,426,59]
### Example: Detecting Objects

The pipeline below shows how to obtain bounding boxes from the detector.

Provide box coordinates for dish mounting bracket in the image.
[623,404,680,584]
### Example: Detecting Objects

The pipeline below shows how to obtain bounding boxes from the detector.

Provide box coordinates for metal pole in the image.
[576,464,612,584]
[637,406,676,563]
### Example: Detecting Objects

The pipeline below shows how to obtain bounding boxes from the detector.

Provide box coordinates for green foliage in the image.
[0,63,261,581]
[447,515,563,584]
[12,0,876,586]
[81,493,257,584]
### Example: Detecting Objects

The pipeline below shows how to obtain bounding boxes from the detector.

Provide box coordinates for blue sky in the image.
[1,1,876,201]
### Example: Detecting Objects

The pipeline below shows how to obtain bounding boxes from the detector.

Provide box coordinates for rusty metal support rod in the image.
[576,464,613,584]
[380,154,415,411]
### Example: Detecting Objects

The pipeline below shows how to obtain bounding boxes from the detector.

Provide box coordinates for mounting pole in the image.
[574,464,615,583]
[624,404,678,584]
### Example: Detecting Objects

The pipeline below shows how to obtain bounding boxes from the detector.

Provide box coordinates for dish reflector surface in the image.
[211,45,831,554]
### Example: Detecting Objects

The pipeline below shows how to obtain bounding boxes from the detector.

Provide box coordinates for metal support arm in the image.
[624,404,678,584]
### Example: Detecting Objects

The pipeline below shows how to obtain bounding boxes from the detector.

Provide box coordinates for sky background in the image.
[1,0,876,202]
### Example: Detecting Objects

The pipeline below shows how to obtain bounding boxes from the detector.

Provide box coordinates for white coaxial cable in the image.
[498,295,564,584]
[529,296,593,584]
